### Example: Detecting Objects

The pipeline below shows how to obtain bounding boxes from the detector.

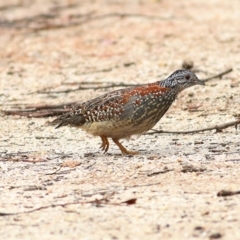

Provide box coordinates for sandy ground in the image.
[0,0,240,239]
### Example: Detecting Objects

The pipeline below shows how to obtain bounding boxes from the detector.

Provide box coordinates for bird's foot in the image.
[112,138,138,155]
[100,136,109,153]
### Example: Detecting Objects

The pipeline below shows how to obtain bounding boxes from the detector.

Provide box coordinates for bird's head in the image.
[162,69,205,91]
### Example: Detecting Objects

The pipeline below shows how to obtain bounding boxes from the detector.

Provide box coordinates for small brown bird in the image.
[52,69,205,155]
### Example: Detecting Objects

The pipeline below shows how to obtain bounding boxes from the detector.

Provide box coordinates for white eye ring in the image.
[177,78,187,84]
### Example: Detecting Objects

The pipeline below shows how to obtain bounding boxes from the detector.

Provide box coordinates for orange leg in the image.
[100,136,109,153]
[112,138,138,155]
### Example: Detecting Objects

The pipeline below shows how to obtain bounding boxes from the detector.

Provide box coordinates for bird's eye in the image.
[185,74,190,80]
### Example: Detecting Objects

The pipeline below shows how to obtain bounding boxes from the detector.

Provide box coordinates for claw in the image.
[100,136,109,153]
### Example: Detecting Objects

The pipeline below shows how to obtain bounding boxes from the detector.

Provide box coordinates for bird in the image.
[51,69,205,155]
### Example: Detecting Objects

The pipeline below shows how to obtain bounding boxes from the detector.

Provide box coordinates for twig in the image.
[27,62,135,95]
[2,102,75,118]
[1,12,169,31]
[30,62,136,94]
[126,181,162,188]
[75,62,135,75]
[202,68,233,82]
[147,169,173,177]
[1,68,234,118]
[181,165,207,173]
[225,159,240,162]
[31,13,170,32]
[33,67,232,95]
[0,197,137,216]
[2,102,75,110]
[2,109,70,118]
[1,153,46,162]
[217,190,240,197]
[36,83,138,94]
[146,119,240,135]
[45,166,62,175]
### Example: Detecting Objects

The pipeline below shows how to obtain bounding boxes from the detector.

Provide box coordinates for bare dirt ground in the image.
[0,0,240,239]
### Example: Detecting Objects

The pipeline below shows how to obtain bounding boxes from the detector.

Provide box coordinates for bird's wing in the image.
[72,88,129,122]
[119,84,170,120]
[84,84,169,121]
[53,84,170,127]
[72,88,124,112]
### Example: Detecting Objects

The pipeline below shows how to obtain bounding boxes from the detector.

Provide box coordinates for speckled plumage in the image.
[52,69,205,154]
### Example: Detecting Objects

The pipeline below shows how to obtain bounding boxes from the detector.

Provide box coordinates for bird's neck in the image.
[157,80,182,94]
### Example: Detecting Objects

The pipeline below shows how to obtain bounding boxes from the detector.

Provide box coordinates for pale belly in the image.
[79,99,173,139]
[80,120,156,139]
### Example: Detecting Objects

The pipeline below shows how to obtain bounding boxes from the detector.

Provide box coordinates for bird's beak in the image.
[196,78,205,86]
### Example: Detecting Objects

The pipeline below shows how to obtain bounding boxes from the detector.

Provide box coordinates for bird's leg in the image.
[112,138,138,155]
[100,136,109,153]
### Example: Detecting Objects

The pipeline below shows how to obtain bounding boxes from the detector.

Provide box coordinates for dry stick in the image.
[147,169,174,177]
[80,181,163,198]
[202,68,233,82]
[45,166,62,175]
[0,7,94,29]
[1,68,234,119]
[2,102,75,110]
[2,102,75,118]
[30,13,169,32]
[217,190,240,197]
[28,62,136,95]
[35,67,233,95]
[146,119,240,135]
[75,62,135,76]
[2,108,71,118]
[37,83,138,94]
[1,12,168,31]
[0,197,137,216]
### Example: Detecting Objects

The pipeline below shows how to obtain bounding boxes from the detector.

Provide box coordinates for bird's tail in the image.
[49,113,86,128]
